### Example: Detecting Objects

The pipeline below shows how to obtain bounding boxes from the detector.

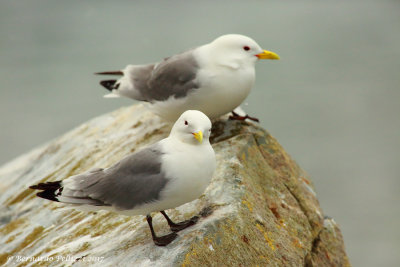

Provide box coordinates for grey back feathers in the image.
[43,144,169,210]
[102,50,200,102]
[142,50,199,101]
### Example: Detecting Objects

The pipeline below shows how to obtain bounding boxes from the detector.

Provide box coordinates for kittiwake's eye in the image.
[243,46,250,51]
[184,120,188,125]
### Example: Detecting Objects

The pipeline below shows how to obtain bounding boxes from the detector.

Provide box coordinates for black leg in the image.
[146,214,177,246]
[229,111,260,123]
[160,211,199,232]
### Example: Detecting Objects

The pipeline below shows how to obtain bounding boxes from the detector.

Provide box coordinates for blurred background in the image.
[0,1,399,266]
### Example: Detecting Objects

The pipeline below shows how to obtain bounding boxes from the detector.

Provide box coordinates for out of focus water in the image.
[1,1,399,266]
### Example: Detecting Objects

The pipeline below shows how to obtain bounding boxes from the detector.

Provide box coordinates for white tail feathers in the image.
[103,90,121,98]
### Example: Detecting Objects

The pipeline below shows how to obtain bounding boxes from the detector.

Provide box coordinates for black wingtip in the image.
[95,71,123,75]
[100,80,118,91]
[30,181,62,202]
[36,191,60,202]
[29,181,62,190]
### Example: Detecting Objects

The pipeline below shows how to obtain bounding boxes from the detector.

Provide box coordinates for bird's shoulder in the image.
[109,143,164,173]
[150,49,198,80]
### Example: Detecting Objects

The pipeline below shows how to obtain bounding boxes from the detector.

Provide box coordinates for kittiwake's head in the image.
[170,110,212,145]
[208,34,280,67]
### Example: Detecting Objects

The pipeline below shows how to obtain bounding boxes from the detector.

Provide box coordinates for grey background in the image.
[1,1,399,266]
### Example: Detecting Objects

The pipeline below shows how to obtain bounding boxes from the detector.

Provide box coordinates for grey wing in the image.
[60,144,168,210]
[137,50,200,101]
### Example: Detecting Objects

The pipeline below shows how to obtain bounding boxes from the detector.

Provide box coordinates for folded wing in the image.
[30,144,169,210]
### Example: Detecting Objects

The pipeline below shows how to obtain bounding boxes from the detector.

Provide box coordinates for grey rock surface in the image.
[0,104,350,266]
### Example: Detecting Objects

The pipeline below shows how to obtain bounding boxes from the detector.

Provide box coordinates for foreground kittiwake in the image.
[96,34,279,122]
[29,110,216,246]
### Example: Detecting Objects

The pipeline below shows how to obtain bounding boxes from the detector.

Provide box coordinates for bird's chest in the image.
[197,65,255,102]
[161,148,215,201]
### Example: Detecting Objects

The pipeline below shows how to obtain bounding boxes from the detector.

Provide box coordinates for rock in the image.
[0,104,350,266]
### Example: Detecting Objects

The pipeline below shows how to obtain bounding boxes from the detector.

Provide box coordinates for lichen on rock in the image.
[0,104,350,266]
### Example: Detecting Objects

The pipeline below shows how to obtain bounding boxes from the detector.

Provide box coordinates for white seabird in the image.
[30,110,216,246]
[96,34,279,122]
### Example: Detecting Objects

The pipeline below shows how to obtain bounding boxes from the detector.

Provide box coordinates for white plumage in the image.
[30,110,215,246]
[97,34,279,121]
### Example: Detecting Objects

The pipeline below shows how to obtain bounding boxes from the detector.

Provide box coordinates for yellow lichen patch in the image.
[5,233,17,244]
[76,241,91,253]
[6,189,35,205]
[115,218,141,234]
[8,226,45,254]
[70,225,91,237]
[202,237,214,247]
[91,216,131,237]
[181,222,235,267]
[292,238,303,249]
[265,135,281,153]
[256,223,275,251]
[50,212,129,248]
[276,218,286,229]
[241,199,253,212]
[181,245,196,267]
[0,217,26,235]
[0,253,11,266]
[258,255,270,263]
[288,225,303,239]
[8,158,79,206]
[40,246,54,255]
[64,211,86,224]
[119,233,149,251]
[185,251,201,267]
[180,212,279,267]
[23,227,54,251]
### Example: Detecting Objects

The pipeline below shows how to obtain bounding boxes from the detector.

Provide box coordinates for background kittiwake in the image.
[96,34,279,122]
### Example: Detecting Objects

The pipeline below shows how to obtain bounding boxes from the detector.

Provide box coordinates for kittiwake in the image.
[96,34,279,122]
[29,110,216,246]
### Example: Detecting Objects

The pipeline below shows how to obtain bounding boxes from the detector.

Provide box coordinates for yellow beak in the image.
[192,131,203,143]
[256,50,280,60]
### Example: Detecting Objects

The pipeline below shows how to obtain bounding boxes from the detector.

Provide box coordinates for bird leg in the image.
[146,214,178,246]
[160,211,199,232]
[229,111,260,123]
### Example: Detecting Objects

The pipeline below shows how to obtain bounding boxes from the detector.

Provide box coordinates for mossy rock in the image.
[0,104,350,266]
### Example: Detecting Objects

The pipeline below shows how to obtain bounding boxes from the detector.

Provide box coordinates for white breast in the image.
[193,64,255,116]
[150,65,255,121]
[157,140,216,210]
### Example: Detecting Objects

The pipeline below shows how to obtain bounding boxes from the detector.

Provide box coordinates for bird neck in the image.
[196,44,255,70]
[167,134,208,148]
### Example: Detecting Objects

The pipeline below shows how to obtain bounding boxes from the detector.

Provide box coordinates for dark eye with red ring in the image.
[184,120,188,125]
[243,46,250,51]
